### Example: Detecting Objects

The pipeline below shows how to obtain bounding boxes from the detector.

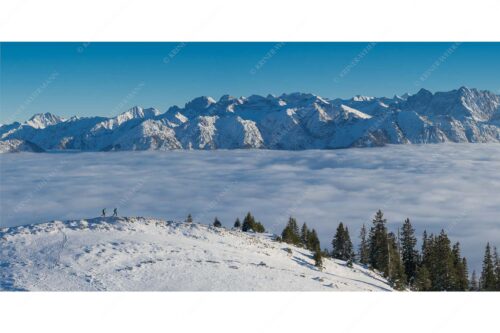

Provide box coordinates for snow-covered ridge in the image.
[0,139,44,153]
[0,217,392,291]
[2,87,500,151]
[24,112,66,129]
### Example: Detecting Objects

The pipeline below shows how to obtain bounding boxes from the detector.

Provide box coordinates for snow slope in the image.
[2,87,500,151]
[0,139,45,153]
[0,217,392,291]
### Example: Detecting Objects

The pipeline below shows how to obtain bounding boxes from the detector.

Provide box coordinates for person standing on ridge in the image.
[102,208,106,217]
[113,208,118,217]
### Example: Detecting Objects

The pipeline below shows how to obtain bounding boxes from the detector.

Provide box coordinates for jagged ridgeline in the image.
[2,87,500,152]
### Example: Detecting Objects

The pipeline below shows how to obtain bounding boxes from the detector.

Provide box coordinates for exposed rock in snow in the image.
[102,119,182,151]
[2,87,500,151]
[24,112,65,129]
[0,217,393,291]
[0,139,45,153]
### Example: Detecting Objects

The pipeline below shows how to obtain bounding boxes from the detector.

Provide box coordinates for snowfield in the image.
[0,217,392,291]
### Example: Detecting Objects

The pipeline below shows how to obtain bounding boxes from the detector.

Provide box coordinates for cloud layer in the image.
[1,144,499,272]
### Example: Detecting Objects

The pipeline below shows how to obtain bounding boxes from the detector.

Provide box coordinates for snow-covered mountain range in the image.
[2,87,500,152]
[0,217,392,291]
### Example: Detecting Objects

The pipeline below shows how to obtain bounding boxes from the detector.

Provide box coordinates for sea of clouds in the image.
[1,144,499,272]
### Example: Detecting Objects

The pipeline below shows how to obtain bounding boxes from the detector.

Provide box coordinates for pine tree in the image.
[234,218,241,229]
[358,224,369,265]
[300,223,309,246]
[185,214,193,223]
[470,270,479,291]
[241,212,265,233]
[400,218,418,285]
[213,217,222,228]
[332,222,354,262]
[313,246,323,269]
[307,229,320,251]
[281,217,301,245]
[451,242,468,291]
[480,242,496,291]
[421,230,429,266]
[462,257,469,289]
[344,226,354,263]
[416,229,471,291]
[242,212,254,232]
[415,265,432,291]
[387,232,407,290]
[368,210,390,276]
[332,222,346,259]
[429,230,455,291]
[493,247,500,291]
[253,221,265,233]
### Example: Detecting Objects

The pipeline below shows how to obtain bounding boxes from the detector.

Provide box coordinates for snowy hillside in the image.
[2,86,500,151]
[0,139,44,153]
[0,217,392,291]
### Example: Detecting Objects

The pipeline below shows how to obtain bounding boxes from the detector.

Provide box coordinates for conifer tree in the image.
[242,212,255,232]
[421,230,429,265]
[213,217,222,228]
[332,222,354,262]
[494,247,500,291]
[368,210,390,276]
[313,246,323,269]
[358,224,369,265]
[462,257,469,289]
[281,217,301,245]
[242,212,265,233]
[451,242,468,290]
[234,218,241,229]
[332,222,346,259]
[400,218,418,285]
[480,242,496,291]
[252,221,265,233]
[344,227,354,262]
[307,228,320,251]
[387,232,407,290]
[301,223,309,246]
[415,265,432,291]
[429,230,455,291]
[415,229,472,291]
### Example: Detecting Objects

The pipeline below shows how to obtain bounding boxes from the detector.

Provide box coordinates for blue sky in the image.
[1,42,500,123]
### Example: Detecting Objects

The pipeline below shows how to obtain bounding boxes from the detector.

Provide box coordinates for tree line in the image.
[279,209,499,291]
[189,210,500,291]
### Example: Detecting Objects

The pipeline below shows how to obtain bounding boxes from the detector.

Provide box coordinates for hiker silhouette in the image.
[113,208,118,217]
[101,208,106,217]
